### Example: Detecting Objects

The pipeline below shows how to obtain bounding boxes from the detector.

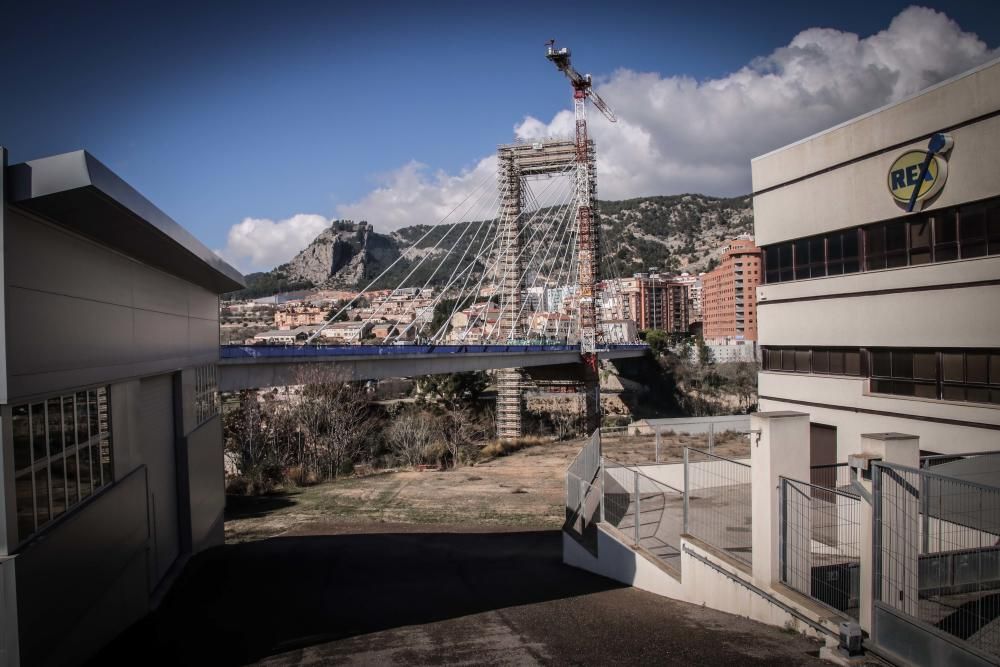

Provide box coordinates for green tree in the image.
[640,329,670,358]
[415,371,488,410]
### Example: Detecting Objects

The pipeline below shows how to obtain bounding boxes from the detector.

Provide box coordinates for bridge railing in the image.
[220,343,648,359]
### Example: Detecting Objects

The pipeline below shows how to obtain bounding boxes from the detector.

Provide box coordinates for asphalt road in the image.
[94,524,825,666]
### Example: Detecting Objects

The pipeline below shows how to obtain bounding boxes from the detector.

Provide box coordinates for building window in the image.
[195,364,220,426]
[764,346,1000,405]
[761,196,1000,284]
[12,387,113,545]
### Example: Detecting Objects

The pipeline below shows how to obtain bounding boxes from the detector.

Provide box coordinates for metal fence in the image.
[568,428,601,483]
[600,423,754,466]
[810,462,854,492]
[684,448,753,566]
[603,461,684,571]
[874,461,1000,661]
[780,477,862,619]
[565,470,601,550]
[220,342,648,358]
[564,429,603,552]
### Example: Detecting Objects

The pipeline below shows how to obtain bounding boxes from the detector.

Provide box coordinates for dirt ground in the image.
[225,439,582,542]
[225,435,752,543]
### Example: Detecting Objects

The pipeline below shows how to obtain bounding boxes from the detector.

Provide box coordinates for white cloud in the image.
[515,5,997,199]
[216,213,332,273]
[335,157,500,232]
[222,6,996,270]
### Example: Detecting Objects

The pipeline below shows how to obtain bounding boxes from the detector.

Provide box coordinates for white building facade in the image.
[753,60,1000,464]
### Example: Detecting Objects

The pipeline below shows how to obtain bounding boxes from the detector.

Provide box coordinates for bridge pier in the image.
[496,368,523,441]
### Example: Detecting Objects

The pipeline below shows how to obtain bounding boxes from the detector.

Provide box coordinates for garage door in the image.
[139,374,178,586]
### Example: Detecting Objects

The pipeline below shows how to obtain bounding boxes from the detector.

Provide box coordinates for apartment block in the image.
[701,238,761,343]
[619,272,689,335]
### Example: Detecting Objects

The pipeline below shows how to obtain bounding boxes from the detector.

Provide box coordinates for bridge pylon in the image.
[491,139,601,442]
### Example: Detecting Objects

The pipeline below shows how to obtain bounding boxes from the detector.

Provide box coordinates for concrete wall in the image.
[184,416,224,553]
[757,259,1000,349]
[3,207,219,402]
[758,377,1000,460]
[13,466,149,666]
[563,529,831,638]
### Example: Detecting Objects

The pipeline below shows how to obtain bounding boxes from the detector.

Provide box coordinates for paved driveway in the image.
[94,524,825,666]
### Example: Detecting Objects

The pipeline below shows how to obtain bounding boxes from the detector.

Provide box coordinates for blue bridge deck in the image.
[220,343,648,360]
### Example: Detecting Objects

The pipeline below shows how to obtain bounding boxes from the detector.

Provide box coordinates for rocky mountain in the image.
[224,194,753,300]
[280,221,400,288]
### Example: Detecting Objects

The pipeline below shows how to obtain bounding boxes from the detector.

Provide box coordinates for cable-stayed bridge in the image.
[219,42,647,440]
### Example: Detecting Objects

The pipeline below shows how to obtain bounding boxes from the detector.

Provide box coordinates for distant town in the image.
[221,233,761,363]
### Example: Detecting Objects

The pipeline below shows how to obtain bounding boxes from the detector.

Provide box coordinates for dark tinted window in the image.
[892,351,913,379]
[914,352,936,380]
[843,230,860,274]
[829,350,844,375]
[967,353,988,383]
[960,205,987,258]
[872,351,891,377]
[808,237,826,278]
[812,350,829,374]
[794,239,809,280]
[795,349,811,372]
[778,243,793,282]
[943,352,964,382]
[885,223,907,268]
[782,349,796,371]
[844,350,861,376]
[909,218,931,265]
[865,224,886,270]
[764,247,779,284]
[935,212,958,261]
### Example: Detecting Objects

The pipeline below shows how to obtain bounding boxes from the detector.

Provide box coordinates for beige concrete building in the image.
[753,59,1000,463]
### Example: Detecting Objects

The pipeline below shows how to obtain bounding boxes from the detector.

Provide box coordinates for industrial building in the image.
[753,58,1000,461]
[0,148,244,665]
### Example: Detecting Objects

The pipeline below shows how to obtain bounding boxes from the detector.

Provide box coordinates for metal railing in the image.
[568,429,601,483]
[780,477,862,619]
[564,429,603,552]
[221,342,648,359]
[874,461,1000,661]
[810,462,854,492]
[565,470,601,549]
[683,448,753,566]
[603,461,684,570]
[600,422,754,466]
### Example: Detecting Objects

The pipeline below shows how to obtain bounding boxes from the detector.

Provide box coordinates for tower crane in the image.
[545,39,616,434]
[545,40,617,124]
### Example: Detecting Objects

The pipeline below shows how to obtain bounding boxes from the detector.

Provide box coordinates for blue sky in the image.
[2,1,998,273]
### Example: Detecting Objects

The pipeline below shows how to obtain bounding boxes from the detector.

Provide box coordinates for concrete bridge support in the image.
[496,145,525,441]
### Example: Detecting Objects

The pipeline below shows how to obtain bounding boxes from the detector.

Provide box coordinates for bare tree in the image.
[386,406,439,468]
[438,406,487,468]
[293,366,375,479]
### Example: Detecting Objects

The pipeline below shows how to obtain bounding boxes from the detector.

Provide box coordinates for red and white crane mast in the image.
[545,40,616,357]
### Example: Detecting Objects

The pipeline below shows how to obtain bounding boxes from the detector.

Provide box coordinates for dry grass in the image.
[225,436,587,543]
[479,435,550,459]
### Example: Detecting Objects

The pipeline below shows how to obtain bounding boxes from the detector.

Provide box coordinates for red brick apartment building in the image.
[702,238,762,342]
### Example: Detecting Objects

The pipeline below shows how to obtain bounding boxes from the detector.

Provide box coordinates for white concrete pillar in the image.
[750,411,811,588]
[855,432,919,633]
